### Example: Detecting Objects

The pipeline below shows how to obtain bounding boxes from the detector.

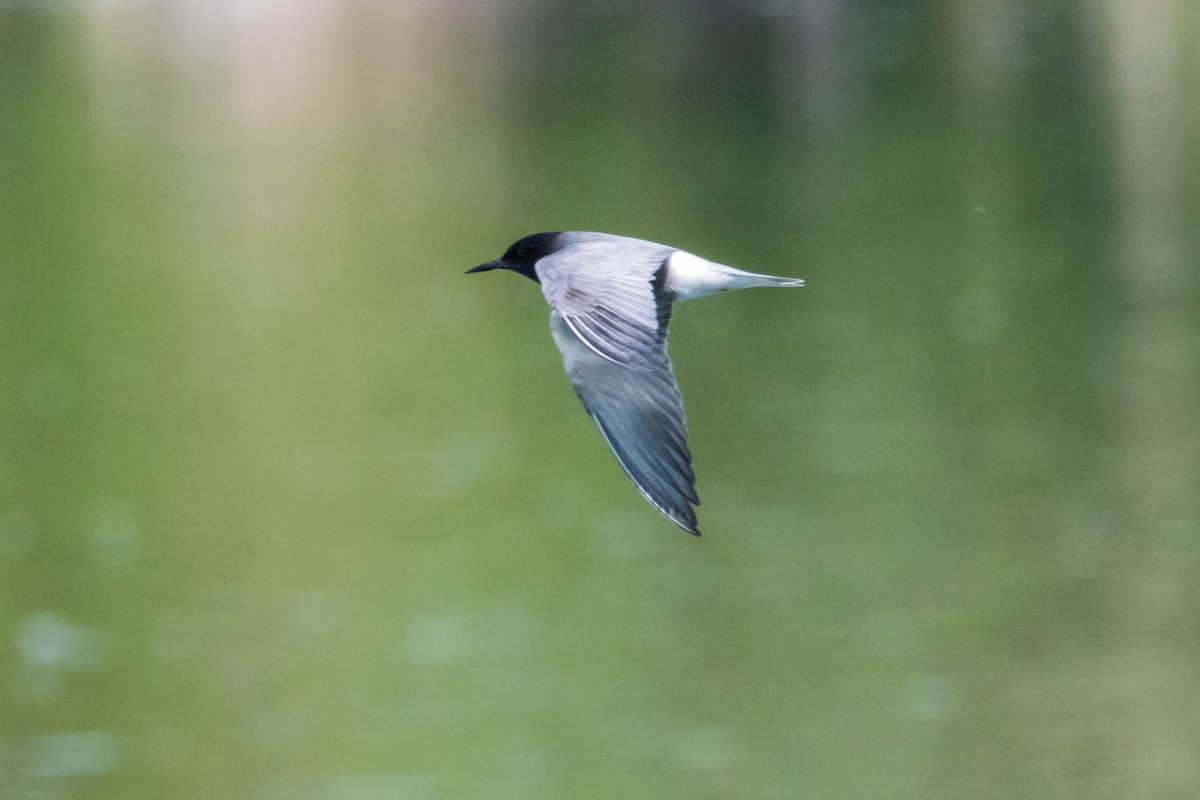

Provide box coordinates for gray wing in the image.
[549,310,700,536]
[538,240,672,368]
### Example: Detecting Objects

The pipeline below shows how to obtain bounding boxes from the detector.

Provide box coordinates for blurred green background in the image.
[2,1,1198,798]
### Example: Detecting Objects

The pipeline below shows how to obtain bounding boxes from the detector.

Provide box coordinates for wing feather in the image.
[538,241,670,368]
[549,310,700,536]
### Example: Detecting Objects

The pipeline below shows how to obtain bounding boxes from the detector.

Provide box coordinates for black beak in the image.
[465,260,501,274]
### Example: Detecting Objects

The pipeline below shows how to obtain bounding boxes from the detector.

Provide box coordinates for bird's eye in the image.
[516,248,527,260]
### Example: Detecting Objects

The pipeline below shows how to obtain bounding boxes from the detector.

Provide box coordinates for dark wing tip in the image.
[662,498,701,537]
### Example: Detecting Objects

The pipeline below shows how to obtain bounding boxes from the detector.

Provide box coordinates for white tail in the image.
[666,250,805,301]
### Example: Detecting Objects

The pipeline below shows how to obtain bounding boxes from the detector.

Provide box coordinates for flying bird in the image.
[467,232,804,536]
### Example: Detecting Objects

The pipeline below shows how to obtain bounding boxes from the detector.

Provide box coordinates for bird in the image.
[467,231,804,536]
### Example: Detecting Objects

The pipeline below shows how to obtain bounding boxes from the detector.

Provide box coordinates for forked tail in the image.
[748,272,804,288]
[722,268,805,290]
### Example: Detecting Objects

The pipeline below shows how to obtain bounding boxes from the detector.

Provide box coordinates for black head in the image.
[466,232,563,283]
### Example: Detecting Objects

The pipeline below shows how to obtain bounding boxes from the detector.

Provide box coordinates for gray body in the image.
[468,231,803,536]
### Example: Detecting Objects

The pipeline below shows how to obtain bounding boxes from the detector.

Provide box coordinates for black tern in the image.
[467,231,804,536]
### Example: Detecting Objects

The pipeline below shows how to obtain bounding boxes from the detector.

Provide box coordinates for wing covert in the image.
[538,242,671,368]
